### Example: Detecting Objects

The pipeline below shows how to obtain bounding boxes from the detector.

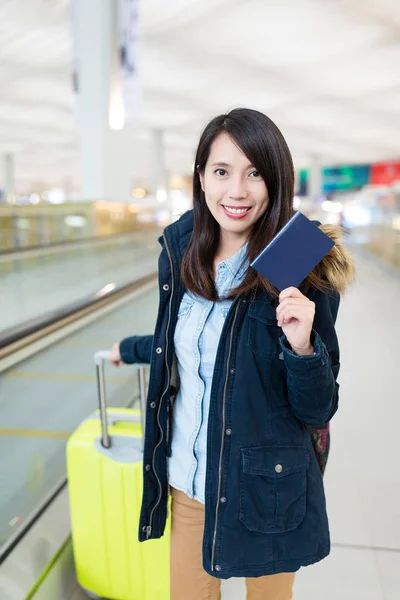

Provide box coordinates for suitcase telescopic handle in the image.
[93,351,148,449]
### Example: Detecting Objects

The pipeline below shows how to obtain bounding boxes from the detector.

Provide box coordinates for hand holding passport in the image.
[250,211,334,355]
[250,211,334,291]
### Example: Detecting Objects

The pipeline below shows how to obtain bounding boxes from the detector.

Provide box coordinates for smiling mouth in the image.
[221,205,252,215]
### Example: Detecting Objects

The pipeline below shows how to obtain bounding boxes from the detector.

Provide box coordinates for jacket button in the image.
[230,368,235,374]
[220,497,226,503]
[145,464,151,471]
[226,429,232,436]
[156,347,163,354]
[275,464,283,473]
[150,401,156,409]
[163,284,169,291]
[215,565,221,572]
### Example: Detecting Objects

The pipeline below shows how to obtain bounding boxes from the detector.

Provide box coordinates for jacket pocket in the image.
[239,445,309,534]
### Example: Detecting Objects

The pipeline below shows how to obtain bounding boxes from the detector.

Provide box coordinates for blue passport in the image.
[250,211,335,291]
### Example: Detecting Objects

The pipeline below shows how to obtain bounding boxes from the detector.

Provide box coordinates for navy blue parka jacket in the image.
[121,210,352,579]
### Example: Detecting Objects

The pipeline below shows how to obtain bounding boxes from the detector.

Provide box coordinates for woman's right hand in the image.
[109,342,125,367]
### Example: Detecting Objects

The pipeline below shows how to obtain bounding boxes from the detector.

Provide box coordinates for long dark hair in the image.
[181,108,323,300]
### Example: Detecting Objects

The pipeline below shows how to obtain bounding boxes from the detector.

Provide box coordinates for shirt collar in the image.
[218,242,249,280]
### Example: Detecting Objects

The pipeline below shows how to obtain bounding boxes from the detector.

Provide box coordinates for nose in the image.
[228,175,248,201]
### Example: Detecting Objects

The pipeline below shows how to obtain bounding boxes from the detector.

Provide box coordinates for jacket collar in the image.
[160,209,194,264]
[160,210,355,294]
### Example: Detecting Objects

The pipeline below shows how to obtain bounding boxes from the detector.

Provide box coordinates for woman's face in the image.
[200,133,269,239]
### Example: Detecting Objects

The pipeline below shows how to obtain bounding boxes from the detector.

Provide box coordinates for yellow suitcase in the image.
[67,352,170,600]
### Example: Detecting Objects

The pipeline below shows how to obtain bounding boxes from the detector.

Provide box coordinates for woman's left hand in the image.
[276,287,315,356]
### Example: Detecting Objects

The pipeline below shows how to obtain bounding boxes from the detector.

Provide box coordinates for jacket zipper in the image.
[211,300,241,570]
[146,233,175,538]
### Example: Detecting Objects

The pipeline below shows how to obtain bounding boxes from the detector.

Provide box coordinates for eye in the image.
[214,168,228,177]
[249,170,261,178]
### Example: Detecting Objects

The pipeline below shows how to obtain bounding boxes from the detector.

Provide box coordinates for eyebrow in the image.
[211,162,255,169]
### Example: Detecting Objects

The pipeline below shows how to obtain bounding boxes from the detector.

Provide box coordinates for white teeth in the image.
[223,206,249,215]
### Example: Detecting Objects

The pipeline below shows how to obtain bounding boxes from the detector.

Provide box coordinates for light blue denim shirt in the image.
[168,243,249,503]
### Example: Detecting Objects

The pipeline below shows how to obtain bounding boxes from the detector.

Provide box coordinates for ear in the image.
[199,171,205,192]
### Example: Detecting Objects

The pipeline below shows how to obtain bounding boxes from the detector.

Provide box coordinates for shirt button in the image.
[220,497,226,503]
[230,368,235,375]
[215,565,221,572]
[163,284,169,291]
[275,464,283,473]
[150,402,156,408]
[156,347,163,354]
[145,464,151,471]
[226,428,232,436]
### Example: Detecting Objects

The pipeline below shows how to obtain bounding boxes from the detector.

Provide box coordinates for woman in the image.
[110,108,354,600]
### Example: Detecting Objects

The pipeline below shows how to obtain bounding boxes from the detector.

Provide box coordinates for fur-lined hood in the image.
[317,224,356,294]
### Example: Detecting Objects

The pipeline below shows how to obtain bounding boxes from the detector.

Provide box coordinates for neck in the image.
[217,229,248,261]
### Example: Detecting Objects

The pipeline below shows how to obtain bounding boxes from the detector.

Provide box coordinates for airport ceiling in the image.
[1,0,400,191]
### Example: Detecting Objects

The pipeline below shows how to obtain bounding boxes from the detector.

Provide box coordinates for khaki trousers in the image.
[170,487,296,600]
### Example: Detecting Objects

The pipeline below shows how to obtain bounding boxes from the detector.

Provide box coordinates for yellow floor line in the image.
[4,371,133,382]
[0,428,71,439]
